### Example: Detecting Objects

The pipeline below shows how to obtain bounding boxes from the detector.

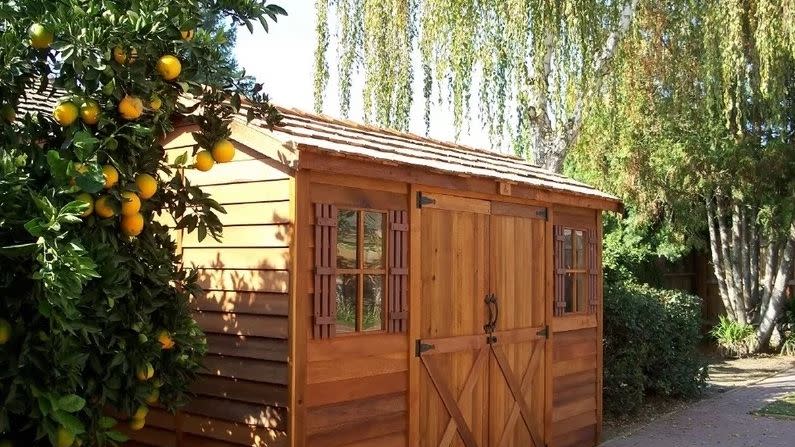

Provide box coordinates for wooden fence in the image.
[657,251,795,332]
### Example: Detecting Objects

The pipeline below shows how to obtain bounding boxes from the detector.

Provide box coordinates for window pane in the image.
[576,273,587,312]
[564,273,574,313]
[337,210,358,269]
[563,228,573,268]
[575,230,586,269]
[363,212,385,268]
[363,275,384,331]
[336,275,358,333]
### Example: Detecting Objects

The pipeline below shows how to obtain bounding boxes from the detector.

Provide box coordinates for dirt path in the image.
[602,367,795,447]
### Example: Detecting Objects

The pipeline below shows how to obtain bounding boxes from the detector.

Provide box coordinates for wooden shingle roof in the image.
[18,90,619,206]
[254,107,619,204]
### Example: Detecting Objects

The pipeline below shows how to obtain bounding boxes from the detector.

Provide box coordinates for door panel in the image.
[417,199,546,447]
[420,206,489,447]
[489,215,546,447]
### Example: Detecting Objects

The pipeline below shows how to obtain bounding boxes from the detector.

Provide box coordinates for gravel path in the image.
[602,367,795,447]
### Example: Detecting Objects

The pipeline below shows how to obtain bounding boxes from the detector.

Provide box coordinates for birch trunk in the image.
[756,223,795,349]
[706,197,735,318]
[716,199,747,324]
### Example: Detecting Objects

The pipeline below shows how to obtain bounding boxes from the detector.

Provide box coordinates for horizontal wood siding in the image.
[306,335,409,447]
[128,134,292,446]
[297,176,410,447]
[551,327,598,447]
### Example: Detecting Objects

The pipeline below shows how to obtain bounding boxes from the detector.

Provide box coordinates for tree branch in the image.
[564,0,639,149]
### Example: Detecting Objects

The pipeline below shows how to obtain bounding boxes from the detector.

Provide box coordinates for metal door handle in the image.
[484,293,497,334]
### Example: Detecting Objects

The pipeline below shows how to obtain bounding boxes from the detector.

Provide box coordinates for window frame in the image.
[335,207,389,335]
[560,226,591,316]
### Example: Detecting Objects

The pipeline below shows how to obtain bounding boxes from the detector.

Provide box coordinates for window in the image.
[555,226,593,316]
[335,209,387,333]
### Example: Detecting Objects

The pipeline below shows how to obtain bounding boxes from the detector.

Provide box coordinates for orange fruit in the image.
[132,405,149,420]
[29,23,53,49]
[94,195,116,218]
[112,46,137,64]
[135,173,157,199]
[156,55,181,81]
[79,100,101,125]
[180,29,195,40]
[118,95,143,120]
[129,417,145,431]
[121,212,144,237]
[136,362,155,381]
[195,150,214,171]
[120,191,141,216]
[144,388,160,405]
[53,101,79,126]
[75,193,94,217]
[54,427,74,447]
[112,45,126,64]
[157,330,175,350]
[0,318,11,345]
[212,139,235,163]
[102,164,118,189]
[148,95,162,111]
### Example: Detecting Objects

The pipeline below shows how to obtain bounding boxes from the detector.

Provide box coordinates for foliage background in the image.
[0,1,284,445]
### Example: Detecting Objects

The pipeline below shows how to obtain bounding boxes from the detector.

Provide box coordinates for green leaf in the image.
[72,131,100,161]
[105,430,128,442]
[174,151,188,165]
[75,167,105,194]
[99,416,116,429]
[0,243,37,258]
[57,395,86,413]
[53,410,85,435]
[47,150,70,184]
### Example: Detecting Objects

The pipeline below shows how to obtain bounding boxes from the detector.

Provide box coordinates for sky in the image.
[234,0,495,151]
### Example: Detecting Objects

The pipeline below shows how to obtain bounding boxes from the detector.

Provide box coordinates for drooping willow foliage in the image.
[569,0,795,350]
[314,0,638,170]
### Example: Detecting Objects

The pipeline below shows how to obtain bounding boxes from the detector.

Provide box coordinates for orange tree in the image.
[0,1,284,446]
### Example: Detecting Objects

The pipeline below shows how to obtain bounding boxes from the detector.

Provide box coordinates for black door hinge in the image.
[415,339,434,357]
[535,208,548,220]
[417,192,436,208]
[537,325,549,339]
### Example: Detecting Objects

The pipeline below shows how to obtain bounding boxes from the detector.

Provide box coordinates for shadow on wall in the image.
[183,208,294,446]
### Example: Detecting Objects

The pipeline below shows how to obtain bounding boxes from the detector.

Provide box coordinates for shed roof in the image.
[18,90,620,206]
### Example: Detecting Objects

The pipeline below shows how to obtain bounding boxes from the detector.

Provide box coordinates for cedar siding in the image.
[300,174,410,447]
[128,131,292,447]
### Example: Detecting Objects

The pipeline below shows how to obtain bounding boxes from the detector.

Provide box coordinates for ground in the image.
[603,355,795,446]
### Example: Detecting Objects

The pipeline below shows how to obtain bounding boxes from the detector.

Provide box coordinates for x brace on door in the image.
[417,327,545,447]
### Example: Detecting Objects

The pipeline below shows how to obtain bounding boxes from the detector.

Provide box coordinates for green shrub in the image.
[710,315,756,358]
[604,280,708,415]
[782,333,795,356]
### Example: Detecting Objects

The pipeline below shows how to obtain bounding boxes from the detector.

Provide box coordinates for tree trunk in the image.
[706,196,736,318]
[756,223,795,350]
[716,198,747,324]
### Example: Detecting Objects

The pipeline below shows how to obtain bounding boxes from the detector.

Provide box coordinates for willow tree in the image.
[568,0,795,351]
[314,0,639,172]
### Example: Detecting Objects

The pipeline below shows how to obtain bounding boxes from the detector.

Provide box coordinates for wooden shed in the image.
[22,92,621,447]
[145,106,621,447]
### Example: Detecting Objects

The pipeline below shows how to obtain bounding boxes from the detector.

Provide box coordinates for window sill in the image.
[551,313,597,332]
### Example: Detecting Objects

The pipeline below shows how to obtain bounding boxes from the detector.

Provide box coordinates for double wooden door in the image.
[418,195,547,447]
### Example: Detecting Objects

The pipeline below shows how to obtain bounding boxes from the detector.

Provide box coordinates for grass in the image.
[753,392,795,420]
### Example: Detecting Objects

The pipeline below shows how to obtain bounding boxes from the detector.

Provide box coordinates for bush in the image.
[710,315,757,358]
[604,280,708,415]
